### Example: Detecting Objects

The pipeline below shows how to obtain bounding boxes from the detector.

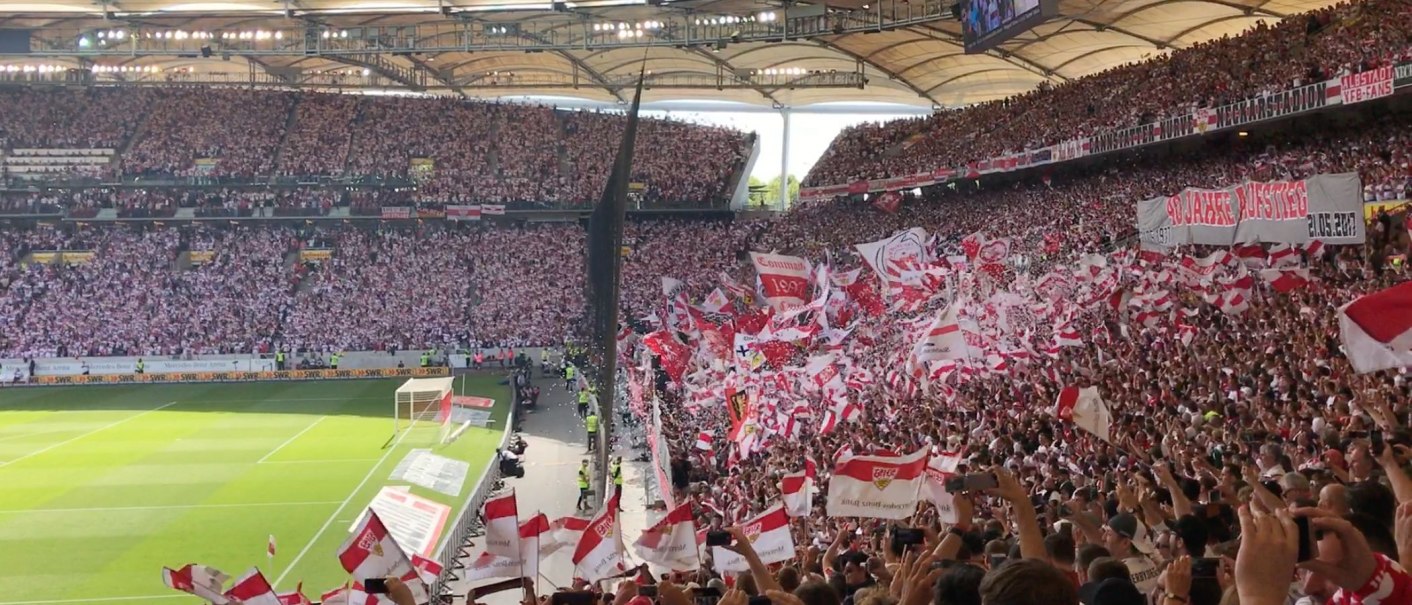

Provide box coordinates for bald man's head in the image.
[1319,483,1350,516]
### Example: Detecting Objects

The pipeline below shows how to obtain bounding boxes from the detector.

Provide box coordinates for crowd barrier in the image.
[428,370,520,600]
[21,366,450,386]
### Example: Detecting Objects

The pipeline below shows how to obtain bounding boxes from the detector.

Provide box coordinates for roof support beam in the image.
[1046,44,1151,72]
[893,52,969,77]
[812,38,941,106]
[921,68,1021,94]
[1163,13,1257,43]
[1070,18,1168,48]
[685,47,782,105]
[903,24,1067,81]
[321,54,425,90]
[517,31,626,103]
[402,53,467,97]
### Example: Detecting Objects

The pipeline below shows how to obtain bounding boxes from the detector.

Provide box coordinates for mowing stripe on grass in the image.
[0,401,179,469]
[272,435,406,587]
[257,416,327,464]
[0,595,186,604]
[0,500,344,514]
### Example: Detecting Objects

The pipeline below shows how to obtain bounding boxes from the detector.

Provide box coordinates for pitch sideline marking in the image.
[0,500,344,514]
[272,431,409,587]
[0,401,179,470]
[256,416,327,464]
[0,594,186,604]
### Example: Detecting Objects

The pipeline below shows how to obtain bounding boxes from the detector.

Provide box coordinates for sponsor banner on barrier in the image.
[1338,65,1394,105]
[23,251,93,265]
[481,204,506,216]
[382,207,413,219]
[300,248,333,262]
[418,209,446,219]
[34,358,277,376]
[63,251,95,264]
[189,250,217,265]
[1137,172,1365,247]
[1364,200,1409,218]
[447,205,482,221]
[28,366,449,385]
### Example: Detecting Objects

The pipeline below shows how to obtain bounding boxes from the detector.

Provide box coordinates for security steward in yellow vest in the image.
[330,352,341,370]
[585,411,599,452]
[576,460,591,511]
[577,387,590,419]
[275,350,285,371]
[419,351,430,367]
[610,457,623,509]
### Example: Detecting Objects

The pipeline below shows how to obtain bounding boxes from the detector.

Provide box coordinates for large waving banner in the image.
[750,252,811,311]
[1138,172,1364,248]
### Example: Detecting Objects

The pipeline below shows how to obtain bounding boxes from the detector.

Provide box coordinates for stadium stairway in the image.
[555,116,572,179]
[113,100,157,168]
[268,94,303,171]
[487,121,502,177]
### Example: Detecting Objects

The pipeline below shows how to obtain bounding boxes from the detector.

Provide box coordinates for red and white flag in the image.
[826,447,929,519]
[694,431,714,452]
[1260,268,1311,293]
[277,582,313,605]
[410,554,444,585]
[544,515,592,558]
[780,459,817,518]
[162,564,232,604]
[1052,386,1112,442]
[632,502,700,571]
[914,304,967,362]
[267,535,276,560]
[572,491,626,582]
[336,510,426,602]
[710,503,795,573]
[922,452,964,523]
[484,490,521,559]
[465,512,552,581]
[224,568,281,605]
[320,585,381,605]
[1339,281,1412,373]
[750,252,812,312]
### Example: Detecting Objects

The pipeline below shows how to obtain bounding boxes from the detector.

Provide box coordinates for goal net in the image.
[394,377,455,443]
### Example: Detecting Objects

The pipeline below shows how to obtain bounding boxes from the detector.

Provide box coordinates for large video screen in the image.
[962,0,1056,54]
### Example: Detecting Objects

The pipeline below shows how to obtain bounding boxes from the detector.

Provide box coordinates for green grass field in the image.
[0,376,508,604]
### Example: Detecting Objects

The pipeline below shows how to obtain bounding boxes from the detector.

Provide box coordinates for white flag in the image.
[572,493,626,582]
[711,503,795,573]
[632,503,700,571]
[914,304,967,362]
[1052,386,1112,442]
[484,490,521,559]
[826,448,929,519]
[223,567,281,605]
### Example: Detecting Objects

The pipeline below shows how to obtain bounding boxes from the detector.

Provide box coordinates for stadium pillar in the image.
[780,108,791,210]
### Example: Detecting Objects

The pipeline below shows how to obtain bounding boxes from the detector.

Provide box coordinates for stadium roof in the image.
[1,0,1338,107]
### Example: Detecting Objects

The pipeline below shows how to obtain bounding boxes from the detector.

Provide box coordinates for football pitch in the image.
[0,376,509,604]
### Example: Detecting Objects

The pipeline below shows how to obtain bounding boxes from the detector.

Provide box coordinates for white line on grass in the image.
[0,594,187,604]
[257,416,327,464]
[0,500,343,514]
[0,401,179,470]
[273,433,407,587]
[260,458,380,464]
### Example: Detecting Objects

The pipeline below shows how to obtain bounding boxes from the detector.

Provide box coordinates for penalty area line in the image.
[0,500,344,514]
[256,416,327,464]
[273,430,410,587]
[0,401,179,470]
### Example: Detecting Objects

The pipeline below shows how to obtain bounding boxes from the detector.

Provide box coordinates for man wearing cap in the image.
[1102,513,1161,595]
[1077,577,1146,605]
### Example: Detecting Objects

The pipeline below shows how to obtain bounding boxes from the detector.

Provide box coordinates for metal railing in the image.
[428,371,520,602]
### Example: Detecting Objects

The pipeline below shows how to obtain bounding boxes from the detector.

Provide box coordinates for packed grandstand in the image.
[4,0,1412,603]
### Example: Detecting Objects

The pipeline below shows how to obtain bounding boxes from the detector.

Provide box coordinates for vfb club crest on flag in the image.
[872,466,898,490]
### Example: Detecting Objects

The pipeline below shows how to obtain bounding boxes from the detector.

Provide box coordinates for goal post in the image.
[394,377,456,442]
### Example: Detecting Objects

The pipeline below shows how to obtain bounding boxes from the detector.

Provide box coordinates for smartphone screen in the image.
[639,585,659,598]
[1295,516,1314,563]
[363,578,389,594]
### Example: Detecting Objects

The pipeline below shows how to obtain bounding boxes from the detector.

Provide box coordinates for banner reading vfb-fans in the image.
[710,503,794,573]
[750,252,811,311]
[826,448,928,519]
[1138,172,1364,248]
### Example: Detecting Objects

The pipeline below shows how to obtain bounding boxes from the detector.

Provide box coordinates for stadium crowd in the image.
[804,0,1412,186]
[0,90,750,207]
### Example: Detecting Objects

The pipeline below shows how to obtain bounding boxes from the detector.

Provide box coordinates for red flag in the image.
[267,535,277,559]
[642,330,691,382]
[224,567,281,605]
[1339,281,1412,373]
[278,582,313,605]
